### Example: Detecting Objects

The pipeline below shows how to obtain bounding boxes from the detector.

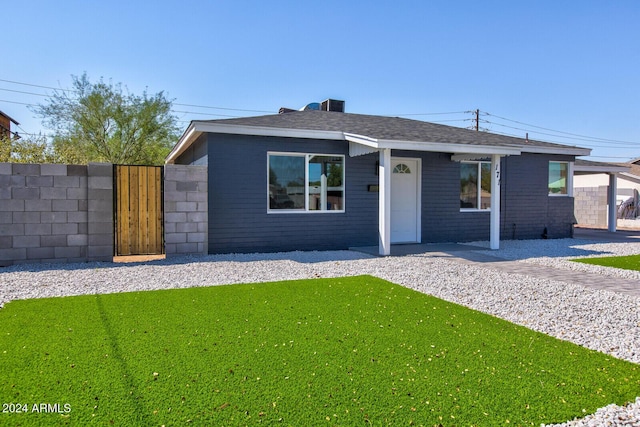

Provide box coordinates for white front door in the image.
[391,158,420,243]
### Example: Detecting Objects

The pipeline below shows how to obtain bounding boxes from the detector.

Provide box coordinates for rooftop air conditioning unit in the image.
[320,99,345,113]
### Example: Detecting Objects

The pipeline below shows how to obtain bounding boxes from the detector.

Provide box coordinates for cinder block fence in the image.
[0,162,207,267]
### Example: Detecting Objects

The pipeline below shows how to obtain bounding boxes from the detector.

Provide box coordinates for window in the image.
[268,153,344,212]
[393,163,411,174]
[460,161,491,210]
[549,161,571,195]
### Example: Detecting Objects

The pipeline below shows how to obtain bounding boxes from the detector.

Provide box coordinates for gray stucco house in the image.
[166,101,590,255]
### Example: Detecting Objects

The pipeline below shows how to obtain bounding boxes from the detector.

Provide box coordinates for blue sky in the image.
[3,1,639,161]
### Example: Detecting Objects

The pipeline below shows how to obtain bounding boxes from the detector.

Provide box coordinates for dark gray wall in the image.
[377,151,575,244]
[181,133,576,254]
[204,134,379,254]
[500,153,575,240]
[175,134,208,166]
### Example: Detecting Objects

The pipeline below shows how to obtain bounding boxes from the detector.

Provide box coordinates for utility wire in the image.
[2,77,638,148]
[0,99,34,106]
[0,78,75,93]
[395,110,468,117]
[485,119,640,148]
[484,111,639,145]
[0,87,50,98]
[0,78,276,115]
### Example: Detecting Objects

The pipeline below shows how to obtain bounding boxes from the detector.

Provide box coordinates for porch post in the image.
[490,154,501,249]
[608,173,617,232]
[379,148,392,255]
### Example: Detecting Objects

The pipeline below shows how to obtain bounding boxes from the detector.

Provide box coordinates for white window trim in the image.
[267,151,346,213]
[460,161,492,212]
[548,161,574,197]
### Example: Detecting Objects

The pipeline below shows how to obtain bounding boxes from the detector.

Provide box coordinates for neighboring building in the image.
[0,110,20,140]
[574,158,639,229]
[166,101,590,255]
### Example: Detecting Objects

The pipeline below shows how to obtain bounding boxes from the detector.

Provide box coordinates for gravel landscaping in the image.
[1,237,639,426]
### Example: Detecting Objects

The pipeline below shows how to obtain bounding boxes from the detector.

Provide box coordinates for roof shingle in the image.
[201,110,586,151]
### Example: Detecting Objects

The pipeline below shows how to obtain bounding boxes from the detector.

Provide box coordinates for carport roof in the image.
[574,159,630,174]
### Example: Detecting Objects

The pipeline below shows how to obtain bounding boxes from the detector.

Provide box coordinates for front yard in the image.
[1,275,638,426]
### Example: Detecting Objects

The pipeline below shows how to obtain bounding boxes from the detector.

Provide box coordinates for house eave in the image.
[344,133,521,156]
[166,120,590,164]
[0,110,19,125]
[166,121,346,164]
[166,123,200,164]
[378,139,522,155]
[520,146,591,156]
[195,122,344,141]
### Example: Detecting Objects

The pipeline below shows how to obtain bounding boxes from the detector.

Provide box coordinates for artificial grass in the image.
[572,254,640,271]
[0,276,638,426]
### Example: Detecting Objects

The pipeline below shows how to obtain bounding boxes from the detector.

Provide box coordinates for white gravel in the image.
[1,238,639,426]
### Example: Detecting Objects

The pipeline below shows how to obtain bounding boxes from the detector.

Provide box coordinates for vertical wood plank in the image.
[130,166,139,254]
[147,167,158,254]
[114,165,164,256]
[118,166,131,255]
[138,166,147,253]
[115,166,121,255]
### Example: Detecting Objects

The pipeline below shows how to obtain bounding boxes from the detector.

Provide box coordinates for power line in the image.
[0,87,49,98]
[173,102,274,114]
[0,98,34,106]
[395,110,468,117]
[485,119,640,148]
[2,76,638,148]
[0,78,276,115]
[0,78,75,93]
[484,111,639,145]
[172,110,243,118]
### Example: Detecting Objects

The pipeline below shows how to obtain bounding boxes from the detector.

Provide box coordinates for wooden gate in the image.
[114,165,164,256]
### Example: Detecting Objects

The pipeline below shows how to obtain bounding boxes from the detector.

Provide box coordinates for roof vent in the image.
[321,99,345,112]
[279,99,345,114]
[299,102,321,111]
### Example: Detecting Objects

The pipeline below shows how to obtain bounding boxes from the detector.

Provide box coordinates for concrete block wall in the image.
[0,162,101,266]
[574,186,608,227]
[163,165,208,256]
[87,163,114,262]
[1,162,207,266]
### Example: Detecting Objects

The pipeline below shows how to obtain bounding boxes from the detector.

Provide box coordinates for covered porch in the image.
[346,134,521,255]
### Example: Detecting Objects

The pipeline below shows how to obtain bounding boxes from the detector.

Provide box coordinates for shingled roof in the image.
[167,110,591,163]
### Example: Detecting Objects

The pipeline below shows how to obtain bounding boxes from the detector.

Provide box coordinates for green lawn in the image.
[572,254,640,271]
[0,275,638,426]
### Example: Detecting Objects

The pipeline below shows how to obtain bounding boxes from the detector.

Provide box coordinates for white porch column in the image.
[490,154,501,249]
[379,148,392,255]
[608,173,617,232]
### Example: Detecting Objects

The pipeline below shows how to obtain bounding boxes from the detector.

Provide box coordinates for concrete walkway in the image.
[352,228,640,298]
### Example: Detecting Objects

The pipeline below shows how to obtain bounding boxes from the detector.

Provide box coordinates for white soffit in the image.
[166,123,199,164]
[523,146,591,156]
[574,164,630,174]
[194,122,344,141]
[451,153,493,162]
[376,139,521,155]
[349,142,379,157]
[344,133,521,156]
